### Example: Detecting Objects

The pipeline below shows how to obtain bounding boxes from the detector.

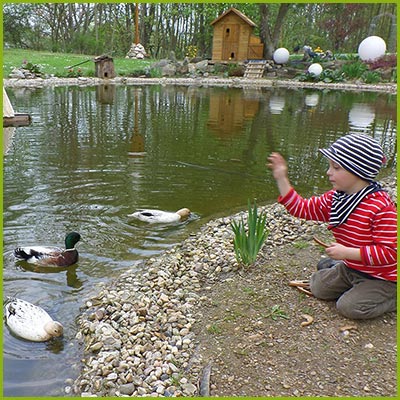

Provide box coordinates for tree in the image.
[318,4,367,52]
[259,3,291,59]
[3,3,394,58]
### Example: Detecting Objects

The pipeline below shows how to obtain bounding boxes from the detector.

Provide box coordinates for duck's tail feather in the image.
[4,296,17,305]
[13,247,42,261]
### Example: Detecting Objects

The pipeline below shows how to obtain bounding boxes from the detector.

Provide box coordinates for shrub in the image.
[362,71,381,84]
[185,45,198,59]
[321,68,345,83]
[367,54,397,70]
[231,200,269,265]
[341,61,367,79]
[23,61,44,77]
[148,67,162,78]
[66,67,82,78]
[227,63,244,77]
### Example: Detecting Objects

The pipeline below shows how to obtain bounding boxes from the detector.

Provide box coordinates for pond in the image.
[3,83,396,396]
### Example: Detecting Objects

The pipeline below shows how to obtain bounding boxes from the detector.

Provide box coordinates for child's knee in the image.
[309,271,340,300]
[336,295,379,319]
[336,296,364,319]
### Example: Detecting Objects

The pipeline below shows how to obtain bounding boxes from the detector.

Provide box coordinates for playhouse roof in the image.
[210,7,257,27]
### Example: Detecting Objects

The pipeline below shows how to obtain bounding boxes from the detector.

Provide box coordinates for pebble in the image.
[70,175,396,396]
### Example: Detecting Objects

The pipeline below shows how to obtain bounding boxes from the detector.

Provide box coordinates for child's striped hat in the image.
[320,134,385,182]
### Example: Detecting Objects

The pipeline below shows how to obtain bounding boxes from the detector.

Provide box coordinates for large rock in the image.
[161,63,177,77]
[195,60,209,73]
[9,68,26,79]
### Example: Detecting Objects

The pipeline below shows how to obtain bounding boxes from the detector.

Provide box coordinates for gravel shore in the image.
[69,174,396,397]
[3,76,397,94]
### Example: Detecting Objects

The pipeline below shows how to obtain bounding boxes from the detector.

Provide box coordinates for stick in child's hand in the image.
[313,236,330,248]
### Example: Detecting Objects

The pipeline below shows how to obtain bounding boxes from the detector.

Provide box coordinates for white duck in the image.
[128,208,191,224]
[4,297,64,342]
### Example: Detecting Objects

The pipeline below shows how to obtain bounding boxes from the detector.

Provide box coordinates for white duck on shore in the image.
[4,297,64,342]
[128,208,191,224]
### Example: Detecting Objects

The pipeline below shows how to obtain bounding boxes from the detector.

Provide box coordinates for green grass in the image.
[206,323,222,335]
[263,305,290,321]
[293,241,310,249]
[3,48,155,78]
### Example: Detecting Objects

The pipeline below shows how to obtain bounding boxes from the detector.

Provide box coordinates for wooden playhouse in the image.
[210,7,264,62]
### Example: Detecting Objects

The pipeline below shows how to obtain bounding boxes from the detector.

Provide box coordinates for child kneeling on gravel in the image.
[267,133,396,320]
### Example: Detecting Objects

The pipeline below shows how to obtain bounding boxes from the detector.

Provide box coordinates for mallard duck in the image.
[4,297,63,342]
[13,232,81,267]
[128,208,191,224]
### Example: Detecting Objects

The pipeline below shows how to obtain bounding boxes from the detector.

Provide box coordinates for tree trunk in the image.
[259,3,291,59]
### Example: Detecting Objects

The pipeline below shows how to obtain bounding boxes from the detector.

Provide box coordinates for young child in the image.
[267,133,397,319]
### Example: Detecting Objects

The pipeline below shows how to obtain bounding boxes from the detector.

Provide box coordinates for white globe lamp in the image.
[358,36,386,61]
[308,63,323,77]
[273,48,290,64]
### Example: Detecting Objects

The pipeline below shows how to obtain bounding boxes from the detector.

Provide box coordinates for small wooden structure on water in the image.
[3,88,31,154]
[210,7,264,62]
[3,88,31,127]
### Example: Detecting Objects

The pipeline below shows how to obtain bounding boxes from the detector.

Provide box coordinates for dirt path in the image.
[188,240,397,397]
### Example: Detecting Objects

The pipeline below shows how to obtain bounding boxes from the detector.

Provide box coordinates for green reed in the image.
[231,200,269,265]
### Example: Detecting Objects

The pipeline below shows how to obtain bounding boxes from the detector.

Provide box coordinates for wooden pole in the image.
[135,3,139,44]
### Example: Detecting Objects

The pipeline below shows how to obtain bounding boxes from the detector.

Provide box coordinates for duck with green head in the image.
[13,232,81,267]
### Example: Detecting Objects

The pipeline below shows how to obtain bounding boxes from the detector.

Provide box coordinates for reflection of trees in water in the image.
[7,85,396,197]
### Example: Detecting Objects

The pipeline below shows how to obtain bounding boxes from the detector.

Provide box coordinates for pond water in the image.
[3,84,396,396]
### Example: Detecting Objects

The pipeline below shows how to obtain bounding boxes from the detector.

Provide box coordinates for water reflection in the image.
[17,261,83,289]
[3,126,15,154]
[348,102,376,131]
[305,93,319,107]
[207,89,260,136]
[128,88,146,156]
[96,84,116,104]
[269,95,285,114]
[3,84,396,396]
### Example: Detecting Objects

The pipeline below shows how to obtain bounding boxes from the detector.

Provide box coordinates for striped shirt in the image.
[278,188,397,282]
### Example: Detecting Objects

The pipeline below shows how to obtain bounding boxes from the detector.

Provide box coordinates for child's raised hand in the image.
[267,152,288,180]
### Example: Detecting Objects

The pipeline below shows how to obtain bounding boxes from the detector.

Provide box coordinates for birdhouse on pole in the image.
[94,55,116,79]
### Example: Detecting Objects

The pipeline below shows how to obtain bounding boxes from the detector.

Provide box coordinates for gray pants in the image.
[310,262,397,319]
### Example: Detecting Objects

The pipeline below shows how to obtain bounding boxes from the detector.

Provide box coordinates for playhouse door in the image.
[222,24,239,61]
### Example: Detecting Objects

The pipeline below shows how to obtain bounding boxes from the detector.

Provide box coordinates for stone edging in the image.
[3,77,397,94]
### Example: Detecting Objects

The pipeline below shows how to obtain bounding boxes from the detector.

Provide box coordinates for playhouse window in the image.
[226,28,230,36]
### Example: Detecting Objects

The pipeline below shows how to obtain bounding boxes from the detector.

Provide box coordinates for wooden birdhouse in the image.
[210,7,264,62]
[94,55,116,79]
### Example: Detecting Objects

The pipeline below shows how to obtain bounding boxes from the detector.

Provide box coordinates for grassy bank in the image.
[3,48,154,78]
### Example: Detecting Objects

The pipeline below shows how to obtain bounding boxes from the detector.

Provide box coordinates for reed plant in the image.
[231,200,269,265]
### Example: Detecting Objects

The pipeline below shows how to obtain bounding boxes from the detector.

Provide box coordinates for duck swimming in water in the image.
[4,297,64,342]
[13,232,81,267]
[128,208,191,224]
